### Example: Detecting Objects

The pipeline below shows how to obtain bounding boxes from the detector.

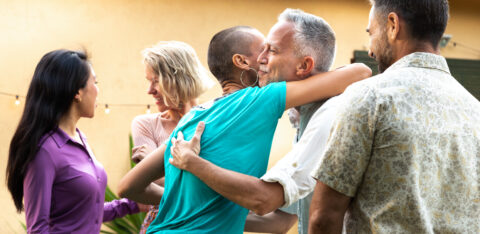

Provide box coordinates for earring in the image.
[240,68,259,87]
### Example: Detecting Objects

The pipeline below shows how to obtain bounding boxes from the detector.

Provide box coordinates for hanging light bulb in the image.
[105,104,110,114]
[146,104,151,114]
[15,95,20,106]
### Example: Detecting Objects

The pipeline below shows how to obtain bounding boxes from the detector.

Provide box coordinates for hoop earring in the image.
[240,68,259,87]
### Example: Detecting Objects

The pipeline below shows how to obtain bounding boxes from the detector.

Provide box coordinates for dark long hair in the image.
[7,49,90,212]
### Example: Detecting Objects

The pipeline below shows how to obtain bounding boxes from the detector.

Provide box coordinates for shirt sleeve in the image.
[131,115,159,149]
[311,83,377,197]
[261,97,339,207]
[102,198,140,222]
[257,82,287,119]
[24,147,56,234]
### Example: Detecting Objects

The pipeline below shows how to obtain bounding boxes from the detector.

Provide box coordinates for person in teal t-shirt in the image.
[118,26,371,233]
[150,82,286,233]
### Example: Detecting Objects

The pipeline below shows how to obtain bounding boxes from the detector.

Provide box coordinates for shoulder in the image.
[131,113,165,129]
[33,136,58,170]
[132,113,162,125]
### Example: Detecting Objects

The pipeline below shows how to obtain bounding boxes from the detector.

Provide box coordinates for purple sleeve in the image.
[24,148,56,234]
[103,198,140,222]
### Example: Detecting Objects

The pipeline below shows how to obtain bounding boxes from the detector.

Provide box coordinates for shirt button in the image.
[97,177,100,182]
[95,220,98,224]
[292,162,298,167]
[89,158,92,162]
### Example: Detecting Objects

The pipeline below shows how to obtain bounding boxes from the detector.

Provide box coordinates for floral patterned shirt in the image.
[312,52,480,233]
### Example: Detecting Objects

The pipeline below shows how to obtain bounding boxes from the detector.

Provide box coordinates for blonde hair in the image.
[142,41,213,107]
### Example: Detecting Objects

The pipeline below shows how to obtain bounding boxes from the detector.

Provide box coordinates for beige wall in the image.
[1,0,479,233]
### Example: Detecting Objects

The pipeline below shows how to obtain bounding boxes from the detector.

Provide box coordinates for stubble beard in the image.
[377,30,394,73]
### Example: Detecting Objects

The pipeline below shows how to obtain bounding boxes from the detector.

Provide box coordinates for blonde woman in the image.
[129,41,212,233]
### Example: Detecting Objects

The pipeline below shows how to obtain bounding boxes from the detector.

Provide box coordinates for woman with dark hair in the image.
[6,49,140,233]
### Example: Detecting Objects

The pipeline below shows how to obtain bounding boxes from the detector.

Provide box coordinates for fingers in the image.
[177,131,184,141]
[192,121,205,143]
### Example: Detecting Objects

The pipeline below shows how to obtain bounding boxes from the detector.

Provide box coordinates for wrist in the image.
[183,150,200,170]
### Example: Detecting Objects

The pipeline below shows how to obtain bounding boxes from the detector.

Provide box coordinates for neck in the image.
[395,40,438,61]
[220,80,244,96]
[58,110,80,138]
[163,99,198,121]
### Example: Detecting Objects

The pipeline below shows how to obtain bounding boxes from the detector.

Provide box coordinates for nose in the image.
[147,82,156,95]
[257,49,267,65]
[368,49,375,59]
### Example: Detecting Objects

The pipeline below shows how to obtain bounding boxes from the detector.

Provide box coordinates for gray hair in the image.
[278,8,336,72]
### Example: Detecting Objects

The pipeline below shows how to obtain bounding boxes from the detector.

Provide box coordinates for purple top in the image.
[23,128,139,234]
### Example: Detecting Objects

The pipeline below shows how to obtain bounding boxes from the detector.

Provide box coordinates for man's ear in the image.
[296,56,315,77]
[387,12,400,42]
[232,54,249,70]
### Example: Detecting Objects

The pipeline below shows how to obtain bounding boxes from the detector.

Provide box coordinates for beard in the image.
[376,30,395,73]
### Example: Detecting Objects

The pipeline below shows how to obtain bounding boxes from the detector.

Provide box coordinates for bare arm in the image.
[169,122,285,215]
[117,145,166,205]
[244,210,297,234]
[285,63,371,109]
[308,180,351,234]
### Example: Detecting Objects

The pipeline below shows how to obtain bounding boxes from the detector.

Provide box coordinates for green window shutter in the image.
[351,50,480,100]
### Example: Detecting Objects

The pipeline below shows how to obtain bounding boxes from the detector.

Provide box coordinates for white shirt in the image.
[261,95,339,207]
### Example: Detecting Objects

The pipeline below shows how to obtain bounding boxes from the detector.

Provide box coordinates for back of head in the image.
[142,41,212,108]
[370,0,449,48]
[279,8,336,73]
[7,49,90,212]
[208,26,258,83]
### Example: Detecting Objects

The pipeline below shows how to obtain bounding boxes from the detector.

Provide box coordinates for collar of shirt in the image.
[50,127,87,148]
[385,52,451,75]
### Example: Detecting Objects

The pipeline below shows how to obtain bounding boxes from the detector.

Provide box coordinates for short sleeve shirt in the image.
[312,52,480,233]
[147,82,286,234]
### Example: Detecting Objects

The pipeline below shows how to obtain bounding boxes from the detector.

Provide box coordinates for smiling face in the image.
[257,21,303,87]
[77,65,98,118]
[367,6,394,73]
[144,64,172,112]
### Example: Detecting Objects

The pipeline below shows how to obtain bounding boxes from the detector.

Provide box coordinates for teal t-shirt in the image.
[146,82,286,234]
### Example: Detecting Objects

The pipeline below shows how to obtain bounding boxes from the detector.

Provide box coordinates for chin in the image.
[258,79,267,87]
[157,106,169,113]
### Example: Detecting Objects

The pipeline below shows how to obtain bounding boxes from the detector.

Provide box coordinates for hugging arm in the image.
[169,122,285,215]
[285,63,371,109]
[168,64,371,215]
[118,145,166,205]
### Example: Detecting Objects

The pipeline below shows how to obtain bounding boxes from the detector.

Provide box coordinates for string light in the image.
[146,104,151,114]
[2,91,156,115]
[15,95,20,106]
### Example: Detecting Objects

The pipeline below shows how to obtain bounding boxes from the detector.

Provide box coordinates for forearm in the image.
[308,181,350,234]
[285,63,371,109]
[119,183,164,205]
[185,156,284,215]
[118,145,166,205]
[309,209,344,234]
[244,210,297,234]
